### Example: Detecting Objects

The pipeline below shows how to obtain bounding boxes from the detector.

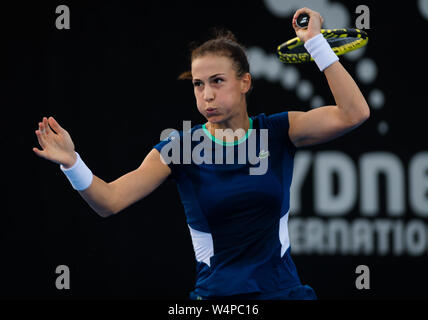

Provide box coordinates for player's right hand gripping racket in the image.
[278,14,369,64]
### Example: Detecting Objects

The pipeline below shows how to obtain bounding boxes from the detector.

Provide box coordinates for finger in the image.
[293,8,314,32]
[48,116,65,135]
[294,7,318,23]
[292,16,298,30]
[38,122,46,137]
[35,129,46,149]
[42,117,53,135]
[293,7,310,22]
[32,147,46,158]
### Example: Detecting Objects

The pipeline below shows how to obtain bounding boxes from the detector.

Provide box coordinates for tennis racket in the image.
[278,15,368,64]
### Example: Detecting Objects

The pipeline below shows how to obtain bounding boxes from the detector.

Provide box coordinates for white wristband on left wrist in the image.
[60,152,93,191]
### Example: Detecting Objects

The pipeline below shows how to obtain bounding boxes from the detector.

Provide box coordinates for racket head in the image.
[277,28,369,63]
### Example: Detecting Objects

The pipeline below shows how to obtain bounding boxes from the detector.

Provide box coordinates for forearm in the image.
[61,150,169,218]
[324,61,370,125]
[298,19,370,126]
[288,7,371,147]
[61,152,116,217]
[78,175,116,217]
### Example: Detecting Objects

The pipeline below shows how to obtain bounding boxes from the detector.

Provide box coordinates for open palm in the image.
[33,117,76,168]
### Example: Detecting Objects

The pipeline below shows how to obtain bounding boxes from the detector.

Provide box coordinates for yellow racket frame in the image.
[277,28,368,63]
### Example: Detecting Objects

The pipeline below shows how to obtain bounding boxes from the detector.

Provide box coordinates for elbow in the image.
[350,102,370,127]
[100,207,120,218]
[97,205,119,218]
[97,209,114,218]
[359,103,370,123]
[102,212,114,218]
[100,186,122,217]
[103,202,125,217]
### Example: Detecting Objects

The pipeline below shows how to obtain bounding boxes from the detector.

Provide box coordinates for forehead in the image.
[191,54,233,79]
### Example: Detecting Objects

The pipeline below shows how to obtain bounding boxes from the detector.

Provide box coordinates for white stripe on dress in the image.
[188,225,214,267]
[279,210,290,257]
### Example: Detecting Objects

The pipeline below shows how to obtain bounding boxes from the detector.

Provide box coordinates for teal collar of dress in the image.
[202,117,253,146]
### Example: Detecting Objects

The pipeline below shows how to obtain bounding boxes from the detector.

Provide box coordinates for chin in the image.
[206,115,223,123]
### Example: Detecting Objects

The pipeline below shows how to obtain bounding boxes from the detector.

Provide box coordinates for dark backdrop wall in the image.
[4,0,428,299]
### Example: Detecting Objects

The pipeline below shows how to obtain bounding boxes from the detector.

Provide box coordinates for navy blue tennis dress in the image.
[154,112,316,300]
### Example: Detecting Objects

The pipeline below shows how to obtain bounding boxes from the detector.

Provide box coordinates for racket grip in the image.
[296,14,310,28]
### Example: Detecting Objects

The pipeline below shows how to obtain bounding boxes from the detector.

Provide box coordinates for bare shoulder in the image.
[287,111,305,123]
[138,148,172,176]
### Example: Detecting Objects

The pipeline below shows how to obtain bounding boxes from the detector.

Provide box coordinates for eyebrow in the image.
[193,73,226,82]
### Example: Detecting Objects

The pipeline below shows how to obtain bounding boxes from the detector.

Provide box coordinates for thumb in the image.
[33,147,45,158]
[48,116,65,134]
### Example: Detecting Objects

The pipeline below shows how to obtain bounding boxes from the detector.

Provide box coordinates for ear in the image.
[240,73,252,94]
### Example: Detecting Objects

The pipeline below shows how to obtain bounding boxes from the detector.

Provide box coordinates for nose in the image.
[203,85,214,102]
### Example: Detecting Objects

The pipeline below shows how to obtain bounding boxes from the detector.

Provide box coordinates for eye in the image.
[213,77,224,84]
[193,81,203,87]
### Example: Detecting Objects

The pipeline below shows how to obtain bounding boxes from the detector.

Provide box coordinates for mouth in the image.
[206,108,219,114]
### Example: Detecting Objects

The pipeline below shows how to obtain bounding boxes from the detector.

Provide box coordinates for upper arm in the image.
[288,106,362,148]
[108,148,172,214]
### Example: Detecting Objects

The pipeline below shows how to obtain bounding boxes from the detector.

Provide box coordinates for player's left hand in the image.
[292,7,324,43]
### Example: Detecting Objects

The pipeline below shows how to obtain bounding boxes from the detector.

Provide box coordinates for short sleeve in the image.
[263,112,297,154]
[153,130,182,181]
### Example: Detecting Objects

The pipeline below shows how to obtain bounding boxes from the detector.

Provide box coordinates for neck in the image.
[206,110,250,142]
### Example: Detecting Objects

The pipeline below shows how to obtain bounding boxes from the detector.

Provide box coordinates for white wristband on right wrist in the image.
[60,152,93,191]
[304,33,339,72]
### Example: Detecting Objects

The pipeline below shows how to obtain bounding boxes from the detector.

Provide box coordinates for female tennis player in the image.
[33,8,369,300]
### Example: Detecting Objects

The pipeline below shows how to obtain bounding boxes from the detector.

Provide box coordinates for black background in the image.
[3,0,427,300]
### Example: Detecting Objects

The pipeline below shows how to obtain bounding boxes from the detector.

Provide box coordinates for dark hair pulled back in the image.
[178,28,251,82]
